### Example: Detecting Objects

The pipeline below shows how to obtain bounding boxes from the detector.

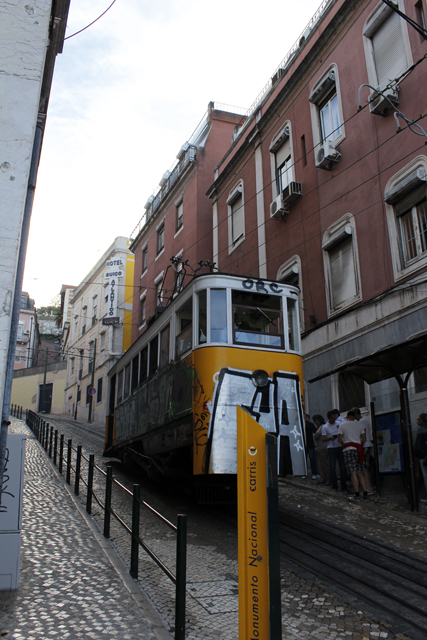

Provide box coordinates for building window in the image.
[269,123,293,199]
[416,1,427,36]
[71,358,75,375]
[277,255,304,331]
[338,372,366,412]
[17,323,24,341]
[139,295,146,326]
[309,64,345,151]
[227,181,245,252]
[154,273,164,306]
[176,200,183,230]
[92,296,97,326]
[88,341,94,374]
[322,214,361,316]
[100,332,106,352]
[97,377,103,403]
[15,349,21,363]
[82,306,87,335]
[74,315,78,336]
[384,156,427,280]
[157,221,165,254]
[142,245,148,274]
[414,366,427,394]
[363,1,412,90]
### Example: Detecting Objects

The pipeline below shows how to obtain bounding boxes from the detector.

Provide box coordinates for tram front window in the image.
[287,297,299,351]
[176,298,192,358]
[232,290,283,348]
[211,289,227,343]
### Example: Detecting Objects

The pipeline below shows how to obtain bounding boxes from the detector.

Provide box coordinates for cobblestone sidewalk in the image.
[0,420,172,640]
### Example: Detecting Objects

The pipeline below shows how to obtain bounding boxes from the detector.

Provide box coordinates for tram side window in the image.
[159,324,170,369]
[232,290,283,348]
[287,297,299,351]
[131,354,139,393]
[149,335,159,376]
[176,297,192,358]
[123,363,131,400]
[140,346,148,385]
[197,290,207,345]
[117,369,124,405]
[211,289,227,343]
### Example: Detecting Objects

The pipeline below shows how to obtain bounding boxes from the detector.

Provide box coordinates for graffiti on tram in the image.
[114,356,193,444]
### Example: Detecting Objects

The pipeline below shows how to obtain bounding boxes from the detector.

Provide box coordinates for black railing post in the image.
[175,514,187,640]
[75,445,82,496]
[59,434,64,474]
[86,454,95,515]
[104,465,113,539]
[20,406,22,420]
[45,422,49,450]
[54,430,58,465]
[66,439,72,484]
[41,420,44,445]
[130,484,140,579]
[49,426,53,458]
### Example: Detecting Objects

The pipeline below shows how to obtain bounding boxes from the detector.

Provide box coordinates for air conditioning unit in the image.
[282,181,302,205]
[369,87,399,115]
[23,330,30,335]
[315,141,340,170]
[270,194,289,219]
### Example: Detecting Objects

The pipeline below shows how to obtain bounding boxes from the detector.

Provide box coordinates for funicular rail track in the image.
[279,507,427,639]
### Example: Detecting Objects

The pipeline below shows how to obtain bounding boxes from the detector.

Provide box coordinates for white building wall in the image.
[0,1,51,412]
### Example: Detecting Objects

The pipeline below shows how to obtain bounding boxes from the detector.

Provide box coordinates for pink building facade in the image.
[207,0,427,423]
[130,103,244,346]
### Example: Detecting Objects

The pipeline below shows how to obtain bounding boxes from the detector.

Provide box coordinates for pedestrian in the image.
[414,413,427,494]
[332,408,345,424]
[338,411,368,500]
[305,414,320,480]
[313,414,330,484]
[322,410,347,491]
[352,407,374,494]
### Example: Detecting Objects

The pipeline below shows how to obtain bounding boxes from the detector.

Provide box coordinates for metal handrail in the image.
[24,409,187,640]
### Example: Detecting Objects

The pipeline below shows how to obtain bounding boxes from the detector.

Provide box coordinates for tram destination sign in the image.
[102,317,120,326]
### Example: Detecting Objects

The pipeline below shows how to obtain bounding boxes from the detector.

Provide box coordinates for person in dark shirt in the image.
[305,414,320,479]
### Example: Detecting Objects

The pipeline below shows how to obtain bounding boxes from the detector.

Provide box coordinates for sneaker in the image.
[367,489,375,495]
[349,494,360,501]
[312,475,321,480]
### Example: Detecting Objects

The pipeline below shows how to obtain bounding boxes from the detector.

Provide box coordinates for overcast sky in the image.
[24,0,324,307]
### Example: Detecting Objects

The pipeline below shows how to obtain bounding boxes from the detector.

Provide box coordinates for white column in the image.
[255,144,267,279]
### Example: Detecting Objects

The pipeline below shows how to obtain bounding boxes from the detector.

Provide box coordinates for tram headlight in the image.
[252,369,269,388]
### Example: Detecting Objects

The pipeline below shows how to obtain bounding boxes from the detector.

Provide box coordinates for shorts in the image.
[343,448,363,474]
[363,447,373,469]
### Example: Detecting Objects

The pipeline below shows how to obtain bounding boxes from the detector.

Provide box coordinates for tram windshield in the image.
[232,291,283,348]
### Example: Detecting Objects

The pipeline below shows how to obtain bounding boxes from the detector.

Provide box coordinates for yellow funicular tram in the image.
[105,269,306,502]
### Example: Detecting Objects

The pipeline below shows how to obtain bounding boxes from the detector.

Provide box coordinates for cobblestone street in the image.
[2,417,424,639]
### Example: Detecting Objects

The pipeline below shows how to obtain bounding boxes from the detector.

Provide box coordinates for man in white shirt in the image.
[338,411,367,500]
[352,407,374,493]
[322,410,347,491]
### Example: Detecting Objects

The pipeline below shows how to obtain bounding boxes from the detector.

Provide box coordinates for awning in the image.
[308,329,427,385]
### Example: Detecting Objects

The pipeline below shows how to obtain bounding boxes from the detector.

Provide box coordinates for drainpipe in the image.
[0,123,43,505]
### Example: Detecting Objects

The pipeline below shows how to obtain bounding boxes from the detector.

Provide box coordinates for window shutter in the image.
[329,237,357,308]
[372,10,407,85]
[395,185,426,216]
[232,194,244,242]
[275,138,291,168]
